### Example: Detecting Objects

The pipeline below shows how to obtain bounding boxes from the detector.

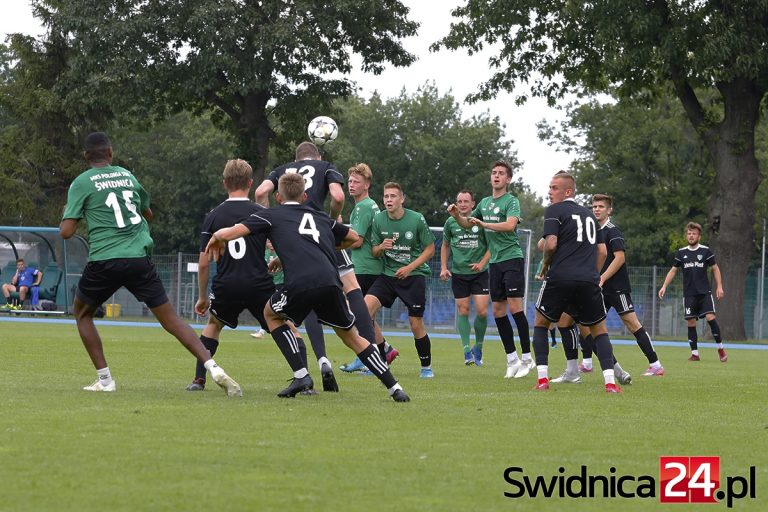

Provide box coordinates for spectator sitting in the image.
[1,259,43,310]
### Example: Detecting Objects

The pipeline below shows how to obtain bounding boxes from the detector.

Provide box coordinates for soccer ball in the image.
[307,116,338,146]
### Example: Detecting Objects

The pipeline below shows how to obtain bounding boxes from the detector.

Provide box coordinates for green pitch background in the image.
[1,322,766,511]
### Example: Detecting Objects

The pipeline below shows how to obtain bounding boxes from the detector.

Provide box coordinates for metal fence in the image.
[101,228,768,341]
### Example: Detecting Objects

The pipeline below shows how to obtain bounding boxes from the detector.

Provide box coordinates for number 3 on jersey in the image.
[286,165,316,190]
[105,190,142,228]
[299,213,320,243]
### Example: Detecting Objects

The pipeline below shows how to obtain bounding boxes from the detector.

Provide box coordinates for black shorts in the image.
[684,293,716,319]
[367,275,426,318]
[451,271,490,299]
[356,274,380,296]
[489,258,526,301]
[208,287,274,330]
[535,280,606,326]
[335,249,354,271]
[76,257,168,309]
[602,291,635,316]
[269,285,355,329]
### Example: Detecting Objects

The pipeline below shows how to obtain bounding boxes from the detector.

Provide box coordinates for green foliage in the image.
[111,112,237,253]
[434,0,768,338]
[328,84,539,227]
[540,93,715,265]
[434,0,768,105]
[35,0,419,178]
[0,35,98,227]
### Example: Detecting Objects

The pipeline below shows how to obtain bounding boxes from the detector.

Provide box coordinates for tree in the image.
[112,112,237,253]
[328,84,539,228]
[539,93,716,265]
[436,1,768,338]
[0,33,104,227]
[34,0,418,181]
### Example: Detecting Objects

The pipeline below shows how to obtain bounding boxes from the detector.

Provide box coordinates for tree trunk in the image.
[239,91,275,183]
[703,79,764,340]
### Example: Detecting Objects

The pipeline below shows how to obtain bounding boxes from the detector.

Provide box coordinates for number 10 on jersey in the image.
[659,456,720,503]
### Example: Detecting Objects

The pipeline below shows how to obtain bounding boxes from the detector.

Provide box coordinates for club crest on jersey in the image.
[697,254,703,261]
[405,231,414,240]
[471,226,479,233]
[494,207,500,214]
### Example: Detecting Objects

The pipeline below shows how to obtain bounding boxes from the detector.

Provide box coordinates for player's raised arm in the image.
[254,179,274,207]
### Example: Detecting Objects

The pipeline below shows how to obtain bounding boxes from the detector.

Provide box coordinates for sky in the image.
[1,0,573,197]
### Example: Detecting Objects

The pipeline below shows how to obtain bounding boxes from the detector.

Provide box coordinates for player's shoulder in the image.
[405,208,428,221]
[604,220,623,234]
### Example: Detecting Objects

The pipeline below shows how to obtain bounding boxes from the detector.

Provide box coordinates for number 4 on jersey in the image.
[299,213,320,243]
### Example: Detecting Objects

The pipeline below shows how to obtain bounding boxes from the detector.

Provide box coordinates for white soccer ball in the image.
[307,116,338,146]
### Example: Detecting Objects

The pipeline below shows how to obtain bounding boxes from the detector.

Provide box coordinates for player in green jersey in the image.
[440,190,490,365]
[59,132,241,396]
[447,160,534,379]
[366,182,437,378]
[340,163,400,372]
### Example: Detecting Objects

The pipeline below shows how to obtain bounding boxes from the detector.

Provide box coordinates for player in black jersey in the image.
[208,173,410,401]
[532,172,622,393]
[534,221,631,386]
[187,159,298,391]
[658,222,727,362]
[255,142,387,384]
[254,142,341,388]
[589,194,664,376]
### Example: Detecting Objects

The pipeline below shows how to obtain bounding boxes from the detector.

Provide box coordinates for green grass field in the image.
[1,321,766,511]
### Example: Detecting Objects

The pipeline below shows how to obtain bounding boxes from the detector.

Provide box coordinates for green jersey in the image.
[265,247,283,285]
[472,193,523,263]
[442,216,488,275]
[62,165,154,262]
[371,209,435,277]
[349,196,384,276]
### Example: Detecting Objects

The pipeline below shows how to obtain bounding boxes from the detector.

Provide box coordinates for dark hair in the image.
[84,132,112,163]
[295,141,320,161]
[592,193,613,208]
[492,160,513,178]
[457,189,475,201]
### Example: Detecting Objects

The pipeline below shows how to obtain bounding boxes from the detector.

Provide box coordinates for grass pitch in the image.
[1,321,766,511]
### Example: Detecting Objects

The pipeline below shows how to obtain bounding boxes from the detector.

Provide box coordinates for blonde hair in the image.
[383,181,403,195]
[222,159,252,190]
[278,173,306,201]
[553,171,576,194]
[348,162,372,182]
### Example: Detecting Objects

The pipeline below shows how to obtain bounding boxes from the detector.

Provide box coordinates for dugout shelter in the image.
[0,226,89,314]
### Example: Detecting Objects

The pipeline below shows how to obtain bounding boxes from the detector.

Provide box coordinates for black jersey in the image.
[673,244,716,296]
[199,198,274,301]
[542,199,600,283]
[266,159,344,213]
[600,220,631,293]
[241,202,349,293]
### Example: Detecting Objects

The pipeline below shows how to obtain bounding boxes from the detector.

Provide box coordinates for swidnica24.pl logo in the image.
[503,456,756,508]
